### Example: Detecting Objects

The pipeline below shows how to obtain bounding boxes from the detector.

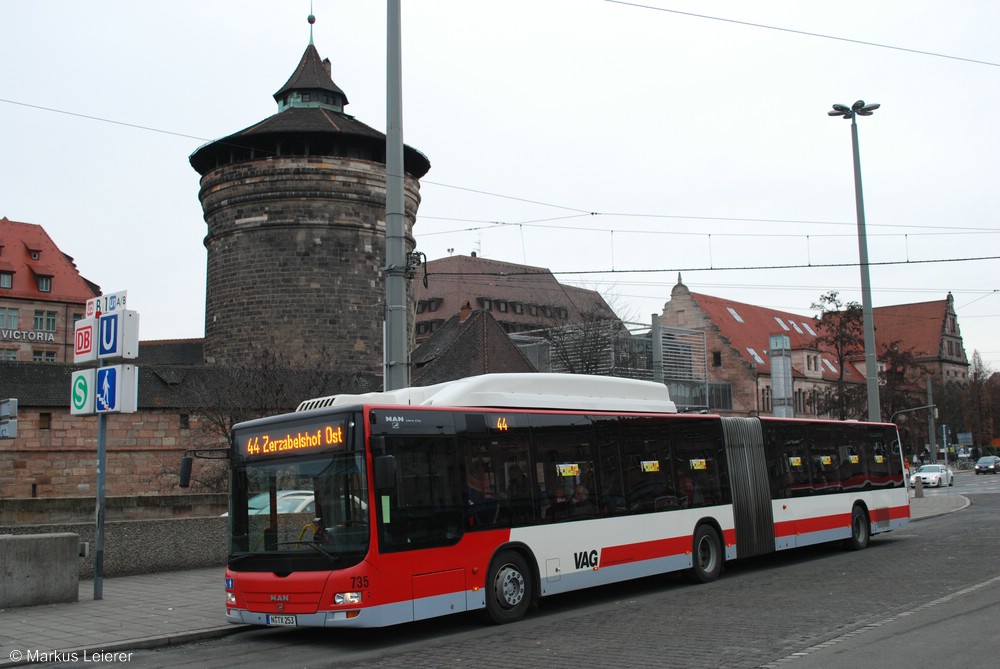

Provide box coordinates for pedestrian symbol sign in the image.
[96,367,117,412]
[70,366,138,415]
[94,365,138,414]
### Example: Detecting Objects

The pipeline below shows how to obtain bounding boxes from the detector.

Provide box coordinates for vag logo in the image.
[574,549,599,569]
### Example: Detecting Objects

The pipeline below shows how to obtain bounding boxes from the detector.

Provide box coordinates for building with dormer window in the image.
[0,217,100,363]
[659,276,970,418]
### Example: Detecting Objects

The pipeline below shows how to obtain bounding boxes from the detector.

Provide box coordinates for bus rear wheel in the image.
[483,550,532,624]
[845,505,870,551]
[686,525,722,583]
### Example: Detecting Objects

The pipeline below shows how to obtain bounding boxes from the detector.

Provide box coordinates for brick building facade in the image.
[659,276,970,418]
[3,396,195,498]
[413,254,616,343]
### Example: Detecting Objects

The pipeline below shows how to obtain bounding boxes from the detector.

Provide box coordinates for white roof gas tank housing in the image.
[297,373,677,414]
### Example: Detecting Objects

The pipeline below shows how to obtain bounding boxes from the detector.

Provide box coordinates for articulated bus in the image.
[215,373,909,628]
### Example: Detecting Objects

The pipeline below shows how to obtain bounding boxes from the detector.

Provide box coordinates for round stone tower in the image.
[190,31,430,372]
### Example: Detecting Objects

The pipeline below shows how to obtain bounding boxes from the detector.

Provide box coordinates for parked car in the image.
[909,464,954,488]
[221,490,315,517]
[974,456,1000,475]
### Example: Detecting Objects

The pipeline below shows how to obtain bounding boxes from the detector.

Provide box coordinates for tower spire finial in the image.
[308,2,316,45]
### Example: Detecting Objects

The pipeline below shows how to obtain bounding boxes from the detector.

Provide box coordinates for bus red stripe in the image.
[773,503,910,539]
[601,535,691,567]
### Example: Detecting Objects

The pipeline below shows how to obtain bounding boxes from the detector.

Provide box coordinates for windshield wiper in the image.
[274,541,341,564]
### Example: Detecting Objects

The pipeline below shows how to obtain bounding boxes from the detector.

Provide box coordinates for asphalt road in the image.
[54,473,1000,668]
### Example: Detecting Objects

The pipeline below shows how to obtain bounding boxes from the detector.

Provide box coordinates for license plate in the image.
[266,614,297,626]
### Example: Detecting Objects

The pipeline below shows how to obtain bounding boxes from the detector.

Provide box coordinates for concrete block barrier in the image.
[0,533,79,608]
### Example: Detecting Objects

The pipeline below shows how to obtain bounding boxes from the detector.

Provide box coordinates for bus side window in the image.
[670,418,728,507]
[460,423,535,530]
[618,417,675,513]
[529,415,596,522]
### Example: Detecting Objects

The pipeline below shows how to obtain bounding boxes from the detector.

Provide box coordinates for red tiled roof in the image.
[0,217,100,304]
[872,299,948,359]
[687,291,865,382]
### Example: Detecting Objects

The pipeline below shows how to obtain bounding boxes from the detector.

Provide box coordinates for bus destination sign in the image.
[239,418,347,460]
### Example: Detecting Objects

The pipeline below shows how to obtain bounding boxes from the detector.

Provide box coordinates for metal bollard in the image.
[914,478,924,498]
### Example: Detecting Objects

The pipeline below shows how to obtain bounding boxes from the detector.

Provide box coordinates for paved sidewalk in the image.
[0,494,967,666]
[0,567,241,667]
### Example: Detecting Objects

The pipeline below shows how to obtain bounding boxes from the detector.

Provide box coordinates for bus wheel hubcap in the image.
[496,565,524,608]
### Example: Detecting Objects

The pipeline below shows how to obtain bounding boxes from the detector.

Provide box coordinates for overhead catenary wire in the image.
[1,98,997,242]
[603,0,1000,68]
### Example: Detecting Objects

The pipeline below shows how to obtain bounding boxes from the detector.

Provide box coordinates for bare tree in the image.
[965,351,994,450]
[989,370,1000,454]
[811,291,864,420]
[543,315,620,375]
[878,340,927,423]
[532,281,631,376]
[176,341,379,492]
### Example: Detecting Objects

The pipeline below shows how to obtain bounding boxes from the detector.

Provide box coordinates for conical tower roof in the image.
[190,32,429,178]
[273,43,348,109]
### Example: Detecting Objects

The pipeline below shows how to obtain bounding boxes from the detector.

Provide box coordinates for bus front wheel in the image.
[686,524,723,583]
[483,550,532,624]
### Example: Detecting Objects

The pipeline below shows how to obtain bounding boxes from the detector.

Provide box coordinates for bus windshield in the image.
[228,415,369,570]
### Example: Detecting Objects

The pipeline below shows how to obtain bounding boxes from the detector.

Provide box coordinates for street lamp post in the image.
[829,100,881,423]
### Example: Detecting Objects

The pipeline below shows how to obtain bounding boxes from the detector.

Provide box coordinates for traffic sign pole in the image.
[75,290,137,600]
[0,398,16,440]
[94,401,107,600]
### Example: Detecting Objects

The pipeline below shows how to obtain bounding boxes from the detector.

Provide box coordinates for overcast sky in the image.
[3,1,998,370]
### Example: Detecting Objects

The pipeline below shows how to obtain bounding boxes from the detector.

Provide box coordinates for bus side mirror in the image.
[179,456,194,488]
[177,447,229,488]
[374,454,396,491]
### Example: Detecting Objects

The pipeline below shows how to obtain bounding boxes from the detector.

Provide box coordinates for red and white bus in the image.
[216,373,909,627]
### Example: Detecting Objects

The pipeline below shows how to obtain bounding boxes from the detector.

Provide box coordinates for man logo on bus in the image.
[574,549,599,569]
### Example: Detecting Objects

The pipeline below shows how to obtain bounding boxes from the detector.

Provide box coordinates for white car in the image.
[221,490,315,517]
[909,464,954,488]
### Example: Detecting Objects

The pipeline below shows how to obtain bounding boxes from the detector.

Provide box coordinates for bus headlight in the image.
[226,592,237,605]
[335,591,363,605]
